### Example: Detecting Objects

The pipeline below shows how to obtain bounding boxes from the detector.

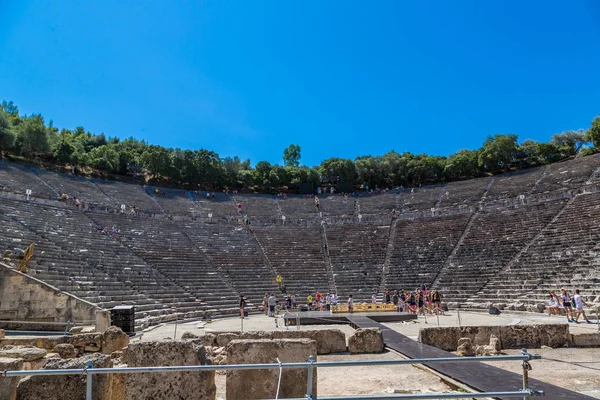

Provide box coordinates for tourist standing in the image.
[239,295,246,318]
[432,290,443,315]
[291,293,297,309]
[325,293,332,311]
[560,288,574,322]
[276,274,283,290]
[262,293,269,315]
[371,293,377,304]
[392,290,399,311]
[348,295,354,313]
[573,289,592,323]
[332,292,338,306]
[268,293,276,317]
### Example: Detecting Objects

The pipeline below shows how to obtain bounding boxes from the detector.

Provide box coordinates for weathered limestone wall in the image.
[186,329,347,354]
[419,324,571,351]
[226,339,317,400]
[0,263,102,331]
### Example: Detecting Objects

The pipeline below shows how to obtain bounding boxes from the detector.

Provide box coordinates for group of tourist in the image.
[96,225,119,238]
[307,291,339,311]
[547,288,593,323]
[377,286,445,315]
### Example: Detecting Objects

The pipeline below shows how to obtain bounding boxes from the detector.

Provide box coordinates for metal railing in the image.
[1,349,544,400]
[0,320,78,335]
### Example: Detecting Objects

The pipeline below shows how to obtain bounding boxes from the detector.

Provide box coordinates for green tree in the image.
[444,149,480,180]
[0,109,17,152]
[140,146,173,177]
[89,145,120,173]
[478,134,519,173]
[319,158,357,184]
[255,161,272,187]
[283,144,301,167]
[18,114,50,157]
[586,116,600,148]
[551,130,587,156]
[355,156,383,189]
[51,134,76,163]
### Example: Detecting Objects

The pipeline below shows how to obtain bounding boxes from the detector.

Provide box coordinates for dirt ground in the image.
[481,348,600,399]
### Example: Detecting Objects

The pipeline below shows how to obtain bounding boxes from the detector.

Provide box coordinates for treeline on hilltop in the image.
[0,100,599,192]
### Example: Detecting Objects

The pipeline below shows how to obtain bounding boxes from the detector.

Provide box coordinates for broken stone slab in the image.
[0,346,47,362]
[226,339,317,400]
[456,337,474,357]
[52,344,77,359]
[348,328,384,354]
[572,332,600,347]
[101,326,129,354]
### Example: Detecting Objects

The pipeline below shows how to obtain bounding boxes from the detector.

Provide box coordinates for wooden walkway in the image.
[350,315,594,400]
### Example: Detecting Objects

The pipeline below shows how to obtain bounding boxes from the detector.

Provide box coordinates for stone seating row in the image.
[326,223,389,301]
[252,225,330,297]
[531,153,600,194]
[437,176,490,208]
[0,162,57,199]
[472,192,600,306]
[434,200,567,304]
[387,213,471,291]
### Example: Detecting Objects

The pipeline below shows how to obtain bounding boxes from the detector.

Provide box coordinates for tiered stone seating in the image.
[434,200,567,304]
[2,154,600,321]
[0,199,181,325]
[234,194,280,219]
[474,192,600,306]
[278,196,318,218]
[190,191,237,219]
[326,223,389,300]
[145,187,197,214]
[387,214,471,291]
[183,222,279,306]
[437,177,490,208]
[252,225,329,297]
[484,168,544,202]
[32,168,110,204]
[319,195,355,216]
[398,186,441,211]
[92,179,158,211]
[531,153,600,194]
[358,193,397,215]
[95,214,240,316]
[0,161,57,199]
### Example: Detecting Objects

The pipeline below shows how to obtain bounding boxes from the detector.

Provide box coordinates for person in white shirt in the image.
[325,293,332,311]
[573,289,591,323]
[331,293,338,306]
[348,295,354,313]
[371,293,377,304]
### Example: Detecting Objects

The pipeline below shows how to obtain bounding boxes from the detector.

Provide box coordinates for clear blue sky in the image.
[1,1,599,167]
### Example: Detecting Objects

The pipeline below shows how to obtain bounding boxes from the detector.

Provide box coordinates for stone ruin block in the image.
[0,357,23,400]
[16,353,112,400]
[419,324,571,351]
[348,328,384,354]
[110,340,215,400]
[226,339,317,400]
